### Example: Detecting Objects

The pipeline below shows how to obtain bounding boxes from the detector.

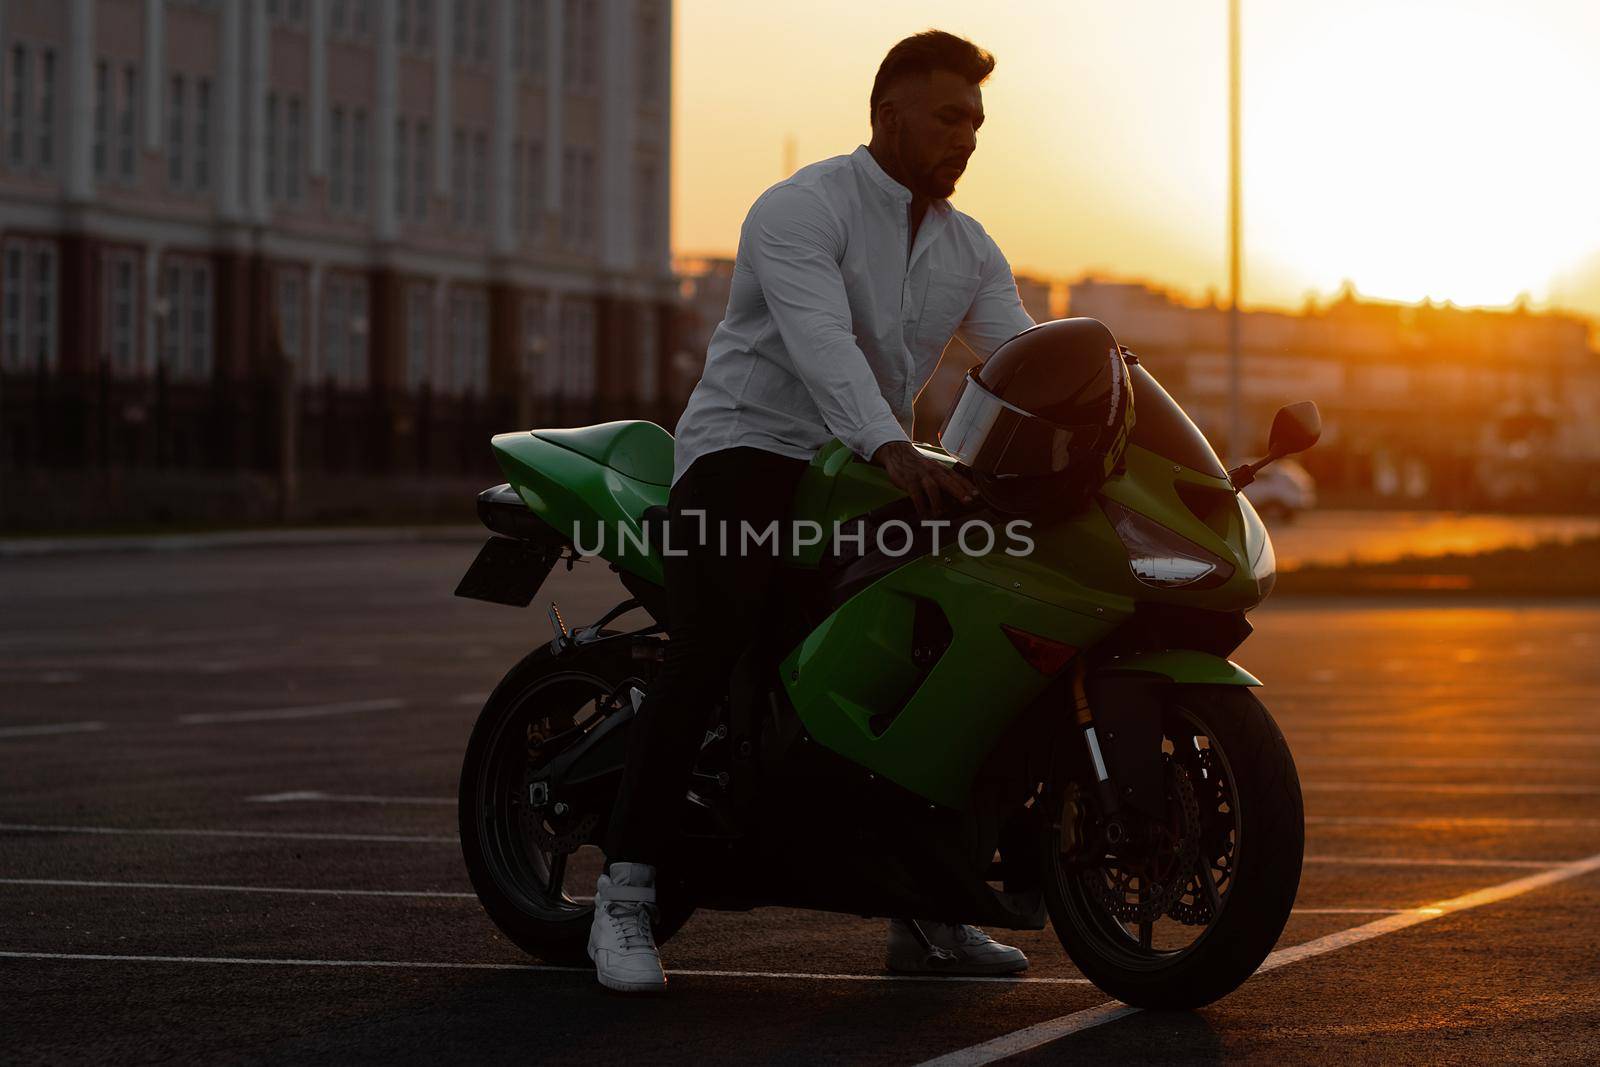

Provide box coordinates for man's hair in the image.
[869,30,996,124]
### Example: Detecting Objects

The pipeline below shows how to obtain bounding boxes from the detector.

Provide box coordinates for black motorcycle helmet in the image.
[938,317,1134,514]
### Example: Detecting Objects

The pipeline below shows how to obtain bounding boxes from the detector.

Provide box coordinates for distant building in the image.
[1069,278,1600,507]
[0,0,673,527]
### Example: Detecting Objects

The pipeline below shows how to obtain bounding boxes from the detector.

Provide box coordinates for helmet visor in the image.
[940,370,1105,478]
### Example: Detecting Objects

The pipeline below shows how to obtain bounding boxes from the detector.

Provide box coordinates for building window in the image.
[636,305,658,403]
[158,258,213,382]
[351,109,370,215]
[276,271,305,374]
[167,75,186,188]
[396,0,410,44]
[561,146,596,252]
[93,61,109,177]
[412,121,430,220]
[322,275,370,388]
[451,126,467,224]
[285,96,304,202]
[119,65,138,182]
[1,239,59,375]
[449,289,488,396]
[635,157,660,263]
[100,250,141,377]
[329,106,345,208]
[564,0,598,93]
[559,297,596,399]
[395,117,409,219]
[415,0,433,51]
[471,131,487,227]
[195,78,212,191]
[522,294,556,393]
[330,0,347,34]
[9,46,28,167]
[514,0,545,76]
[189,265,212,380]
[405,283,431,390]
[37,48,56,170]
[265,93,279,199]
[472,0,490,63]
[453,1,469,61]
[636,0,663,105]
[519,138,543,240]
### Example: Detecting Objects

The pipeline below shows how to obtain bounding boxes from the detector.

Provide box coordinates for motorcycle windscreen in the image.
[1125,363,1230,481]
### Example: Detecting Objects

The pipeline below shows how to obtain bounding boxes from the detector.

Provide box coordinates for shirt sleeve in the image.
[746,185,909,462]
[956,232,1037,360]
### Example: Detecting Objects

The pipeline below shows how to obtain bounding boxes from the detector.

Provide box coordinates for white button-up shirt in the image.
[672,145,1035,485]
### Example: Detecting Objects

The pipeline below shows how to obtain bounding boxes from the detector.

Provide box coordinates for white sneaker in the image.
[588,862,666,993]
[886,919,1029,975]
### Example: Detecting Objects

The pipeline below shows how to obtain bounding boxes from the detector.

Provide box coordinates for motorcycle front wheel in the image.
[1045,684,1304,1009]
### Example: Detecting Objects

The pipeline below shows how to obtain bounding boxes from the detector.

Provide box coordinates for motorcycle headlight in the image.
[1102,500,1235,589]
[1239,494,1277,598]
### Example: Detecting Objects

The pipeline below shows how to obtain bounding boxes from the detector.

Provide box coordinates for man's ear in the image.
[874,99,898,136]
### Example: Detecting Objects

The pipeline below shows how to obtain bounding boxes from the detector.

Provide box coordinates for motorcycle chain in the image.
[1083,761,1202,925]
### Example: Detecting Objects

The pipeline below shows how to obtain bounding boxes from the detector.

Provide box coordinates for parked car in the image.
[1243,457,1317,521]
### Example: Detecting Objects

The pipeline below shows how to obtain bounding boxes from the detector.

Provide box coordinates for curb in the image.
[0,526,486,558]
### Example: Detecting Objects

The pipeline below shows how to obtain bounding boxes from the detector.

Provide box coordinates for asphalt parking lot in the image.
[3,542,1599,1064]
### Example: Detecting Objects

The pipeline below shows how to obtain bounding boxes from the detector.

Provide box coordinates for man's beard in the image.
[896,127,958,199]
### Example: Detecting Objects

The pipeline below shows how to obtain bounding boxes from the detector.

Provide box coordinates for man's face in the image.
[882,69,985,199]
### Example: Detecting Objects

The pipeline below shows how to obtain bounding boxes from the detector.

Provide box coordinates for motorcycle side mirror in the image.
[1228,401,1322,492]
[1267,401,1321,460]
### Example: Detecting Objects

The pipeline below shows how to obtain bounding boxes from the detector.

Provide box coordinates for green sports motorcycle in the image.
[455,326,1319,1009]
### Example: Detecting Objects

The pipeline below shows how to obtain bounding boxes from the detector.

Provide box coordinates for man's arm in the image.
[956,231,1037,360]
[747,186,974,516]
[747,185,908,464]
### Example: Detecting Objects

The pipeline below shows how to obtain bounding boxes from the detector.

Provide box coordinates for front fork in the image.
[1071,660,1132,848]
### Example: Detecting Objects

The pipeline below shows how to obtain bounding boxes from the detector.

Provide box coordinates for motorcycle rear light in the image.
[1101,499,1234,590]
[1000,625,1078,675]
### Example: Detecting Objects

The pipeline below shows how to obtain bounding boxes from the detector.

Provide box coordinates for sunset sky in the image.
[671,0,1600,322]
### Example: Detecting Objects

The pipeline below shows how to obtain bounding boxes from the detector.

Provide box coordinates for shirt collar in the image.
[852,145,912,204]
[851,145,954,216]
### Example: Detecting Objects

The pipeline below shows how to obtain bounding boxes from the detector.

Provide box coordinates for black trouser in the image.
[604,446,809,867]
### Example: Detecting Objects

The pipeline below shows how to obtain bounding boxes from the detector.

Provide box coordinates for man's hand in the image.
[872,441,978,519]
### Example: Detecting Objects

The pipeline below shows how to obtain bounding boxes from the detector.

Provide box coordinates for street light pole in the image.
[1228,0,1244,458]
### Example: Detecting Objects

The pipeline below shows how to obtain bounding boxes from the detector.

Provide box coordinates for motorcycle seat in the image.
[532,421,674,487]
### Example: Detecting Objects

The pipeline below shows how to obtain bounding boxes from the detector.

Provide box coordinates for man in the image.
[590,30,1037,993]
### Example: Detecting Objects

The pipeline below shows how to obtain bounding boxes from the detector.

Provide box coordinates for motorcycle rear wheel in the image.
[459,635,694,966]
[1045,684,1304,1009]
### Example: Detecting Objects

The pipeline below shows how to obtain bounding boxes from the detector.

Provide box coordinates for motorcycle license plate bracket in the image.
[454,536,562,607]
[1083,671,1168,823]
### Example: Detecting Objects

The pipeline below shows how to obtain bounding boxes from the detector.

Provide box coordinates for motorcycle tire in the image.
[1045,684,1304,1009]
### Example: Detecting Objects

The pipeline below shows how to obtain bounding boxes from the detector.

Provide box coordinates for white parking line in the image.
[916,850,1600,1065]
[1302,780,1600,796]
[454,692,490,705]
[1303,854,1565,870]
[0,876,1408,917]
[247,790,454,806]
[0,950,1095,985]
[1290,731,1600,748]
[1299,755,1600,770]
[0,823,455,844]
[0,878,475,899]
[1307,815,1600,829]
[0,720,106,739]
[178,699,408,725]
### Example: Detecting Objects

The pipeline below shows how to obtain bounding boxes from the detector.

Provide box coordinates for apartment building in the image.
[0,0,673,524]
